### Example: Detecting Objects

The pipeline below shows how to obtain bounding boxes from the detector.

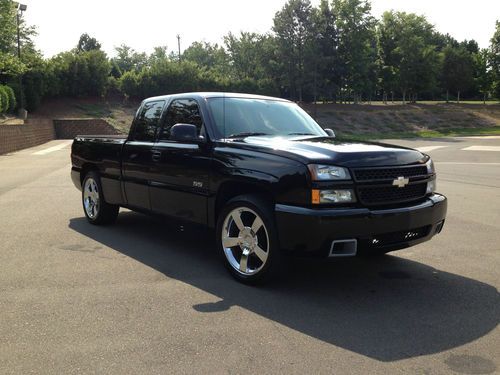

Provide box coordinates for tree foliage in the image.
[1,0,499,112]
[77,33,102,52]
[442,45,475,102]
[490,21,500,99]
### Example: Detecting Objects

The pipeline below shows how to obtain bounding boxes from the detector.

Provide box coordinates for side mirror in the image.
[170,123,200,142]
[324,128,335,138]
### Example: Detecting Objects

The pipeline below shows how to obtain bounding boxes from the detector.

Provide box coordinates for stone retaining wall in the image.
[0,118,122,155]
[0,123,56,155]
[53,119,123,139]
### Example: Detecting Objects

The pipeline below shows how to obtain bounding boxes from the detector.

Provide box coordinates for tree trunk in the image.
[446,90,449,103]
[402,90,406,105]
[391,91,394,104]
[483,92,486,105]
[457,91,460,104]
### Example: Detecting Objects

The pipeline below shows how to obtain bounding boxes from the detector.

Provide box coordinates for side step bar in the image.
[329,239,358,257]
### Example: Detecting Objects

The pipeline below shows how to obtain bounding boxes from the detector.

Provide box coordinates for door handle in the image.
[151,150,162,162]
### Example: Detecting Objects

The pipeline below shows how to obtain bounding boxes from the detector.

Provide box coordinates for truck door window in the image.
[132,100,165,142]
[159,99,204,140]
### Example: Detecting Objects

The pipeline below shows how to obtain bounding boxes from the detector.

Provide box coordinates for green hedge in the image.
[0,85,17,113]
[0,86,9,113]
[3,85,16,112]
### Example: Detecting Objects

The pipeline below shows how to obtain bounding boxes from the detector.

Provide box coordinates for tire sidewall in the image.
[216,195,281,284]
[82,171,103,224]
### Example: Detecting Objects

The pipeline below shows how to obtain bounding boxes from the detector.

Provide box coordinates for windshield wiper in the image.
[287,132,315,136]
[227,132,270,138]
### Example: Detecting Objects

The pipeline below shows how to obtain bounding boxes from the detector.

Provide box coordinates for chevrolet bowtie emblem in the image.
[393,176,409,188]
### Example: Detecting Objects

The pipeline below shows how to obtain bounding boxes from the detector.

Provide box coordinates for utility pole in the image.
[177,34,181,63]
[16,3,27,118]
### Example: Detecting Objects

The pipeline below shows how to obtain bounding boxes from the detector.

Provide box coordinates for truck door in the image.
[122,100,166,210]
[149,98,211,224]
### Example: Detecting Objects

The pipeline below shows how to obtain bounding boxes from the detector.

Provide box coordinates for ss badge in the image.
[193,181,203,188]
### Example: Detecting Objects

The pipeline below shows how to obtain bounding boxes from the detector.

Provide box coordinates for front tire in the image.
[82,171,119,225]
[216,195,282,284]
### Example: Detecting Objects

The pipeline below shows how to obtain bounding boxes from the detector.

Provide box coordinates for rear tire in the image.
[82,171,119,225]
[216,195,282,284]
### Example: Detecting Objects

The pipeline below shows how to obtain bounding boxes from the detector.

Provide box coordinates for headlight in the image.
[426,159,435,174]
[426,158,436,193]
[308,164,351,181]
[312,189,356,204]
[426,179,436,194]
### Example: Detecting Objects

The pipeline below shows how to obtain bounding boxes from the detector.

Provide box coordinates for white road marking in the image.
[436,162,500,165]
[32,141,72,155]
[461,146,500,152]
[457,136,500,139]
[416,146,449,152]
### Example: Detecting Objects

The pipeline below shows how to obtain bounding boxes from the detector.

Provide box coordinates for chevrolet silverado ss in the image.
[71,92,447,283]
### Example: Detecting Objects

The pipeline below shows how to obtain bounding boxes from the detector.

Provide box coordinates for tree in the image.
[0,0,17,54]
[273,0,315,101]
[474,49,492,103]
[149,46,169,64]
[224,32,278,81]
[182,41,229,74]
[0,53,26,76]
[77,33,102,52]
[442,45,474,102]
[490,21,500,100]
[311,0,340,101]
[0,0,36,78]
[377,11,439,103]
[334,0,377,103]
[111,44,148,73]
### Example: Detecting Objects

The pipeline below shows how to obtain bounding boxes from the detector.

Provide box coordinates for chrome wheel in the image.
[221,207,269,275]
[83,177,100,219]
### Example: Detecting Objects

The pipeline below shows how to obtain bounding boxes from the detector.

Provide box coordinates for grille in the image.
[358,183,427,205]
[353,166,428,181]
[371,225,431,247]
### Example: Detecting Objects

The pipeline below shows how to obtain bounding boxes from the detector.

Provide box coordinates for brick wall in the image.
[0,123,56,155]
[53,119,123,139]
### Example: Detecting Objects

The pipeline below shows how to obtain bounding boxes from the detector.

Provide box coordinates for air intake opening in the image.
[435,220,445,234]
[329,239,358,257]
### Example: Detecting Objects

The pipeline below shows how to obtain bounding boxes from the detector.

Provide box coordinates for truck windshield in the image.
[207,97,326,139]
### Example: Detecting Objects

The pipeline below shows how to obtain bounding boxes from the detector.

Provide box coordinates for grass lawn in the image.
[24,97,500,140]
[338,126,500,141]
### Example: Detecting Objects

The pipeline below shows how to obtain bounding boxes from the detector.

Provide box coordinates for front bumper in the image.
[275,194,447,256]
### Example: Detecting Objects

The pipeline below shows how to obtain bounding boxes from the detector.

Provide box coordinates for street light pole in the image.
[16,3,27,117]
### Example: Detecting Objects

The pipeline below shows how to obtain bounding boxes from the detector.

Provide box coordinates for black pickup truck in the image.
[71,92,447,283]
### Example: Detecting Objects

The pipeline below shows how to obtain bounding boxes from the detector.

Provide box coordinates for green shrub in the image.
[3,85,16,112]
[0,86,9,113]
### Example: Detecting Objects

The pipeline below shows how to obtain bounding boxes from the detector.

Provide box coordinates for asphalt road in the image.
[0,137,499,374]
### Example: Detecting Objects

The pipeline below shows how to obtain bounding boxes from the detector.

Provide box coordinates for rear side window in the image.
[132,100,165,142]
[159,99,204,140]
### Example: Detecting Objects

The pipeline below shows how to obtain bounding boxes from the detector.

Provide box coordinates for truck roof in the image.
[143,92,292,103]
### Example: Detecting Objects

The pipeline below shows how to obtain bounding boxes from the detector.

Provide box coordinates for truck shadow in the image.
[69,212,499,362]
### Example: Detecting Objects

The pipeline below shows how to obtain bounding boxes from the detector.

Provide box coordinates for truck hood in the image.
[227,136,427,167]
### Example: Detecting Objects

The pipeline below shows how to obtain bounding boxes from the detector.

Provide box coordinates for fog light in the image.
[312,189,356,204]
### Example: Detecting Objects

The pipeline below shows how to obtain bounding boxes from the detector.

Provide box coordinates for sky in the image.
[20,0,500,58]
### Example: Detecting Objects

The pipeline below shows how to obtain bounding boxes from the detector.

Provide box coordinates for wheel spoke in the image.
[253,245,268,263]
[239,250,249,273]
[231,211,244,231]
[222,236,239,249]
[251,216,263,233]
